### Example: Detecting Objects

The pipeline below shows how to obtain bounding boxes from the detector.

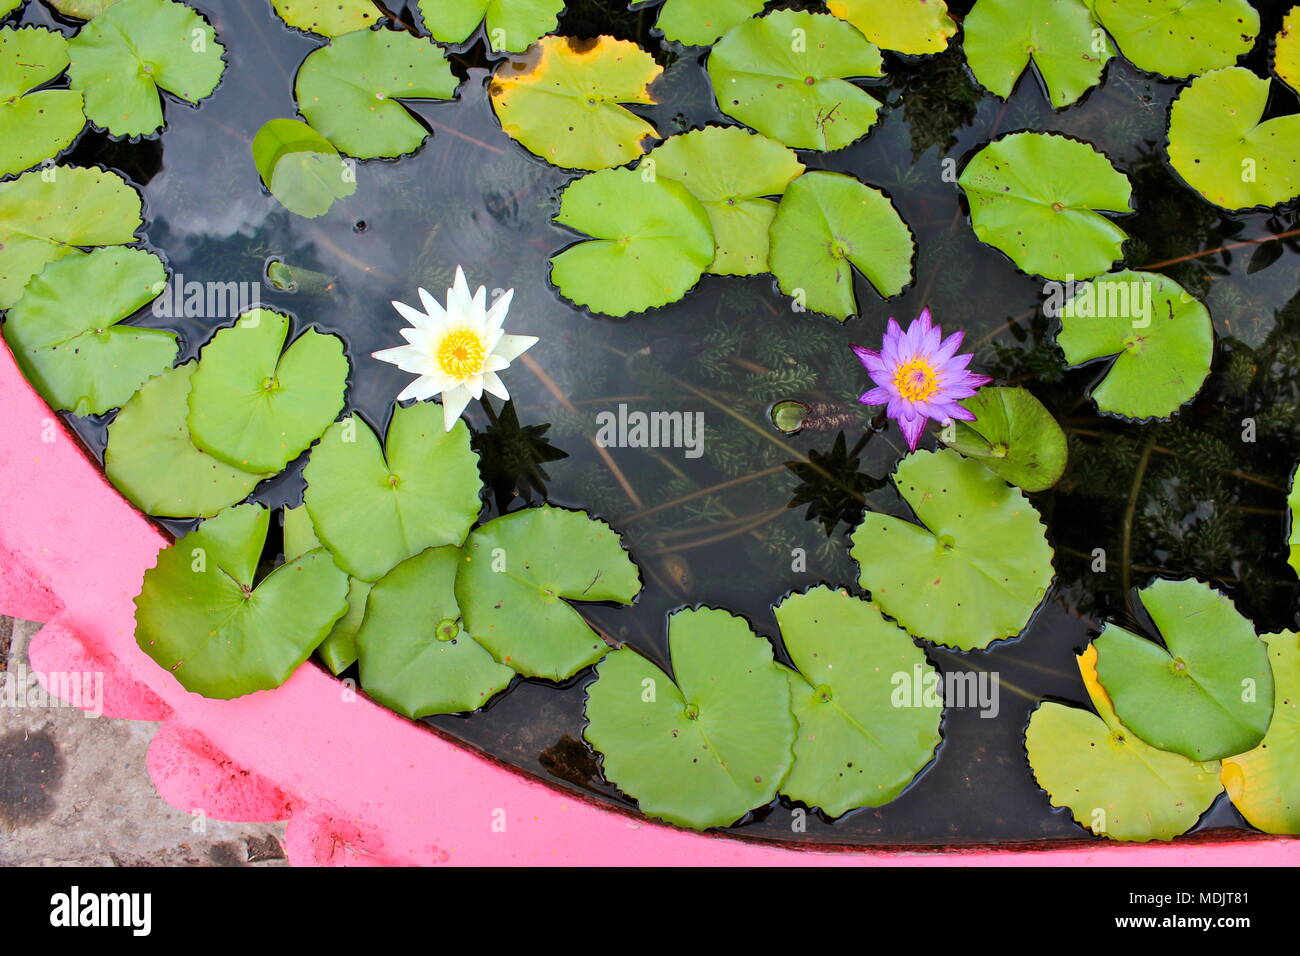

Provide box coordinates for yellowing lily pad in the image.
[0,27,85,176]
[1278,6,1300,93]
[47,0,121,17]
[251,118,355,219]
[647,0,766,46]
[1092,0,1258,79]
[490,35,661,171]
[827,0,956,55]
[939,386,1067,492]
[271,0,379,37]
[417,0,564,53]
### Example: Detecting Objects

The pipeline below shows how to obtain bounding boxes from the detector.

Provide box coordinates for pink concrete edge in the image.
[1,341,1296,867]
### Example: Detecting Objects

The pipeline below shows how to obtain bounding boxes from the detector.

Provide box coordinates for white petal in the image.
[393,299,435,330]
[441,385,473,431]
[485,288,514,330]
[494,333,538,362]
[399,326,431,347]
[372,344,430,373]
[417,286,446,322]
[471,283,488,323]
[448,267,473,318]
[483,353,511,373]
[398,375,442,403]
[481,370,509,401]
[465,373,484,401]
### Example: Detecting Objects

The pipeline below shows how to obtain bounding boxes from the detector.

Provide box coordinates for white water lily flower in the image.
[372,267,538,432]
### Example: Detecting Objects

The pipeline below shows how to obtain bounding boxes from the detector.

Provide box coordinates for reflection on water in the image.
[17,0,1300,845]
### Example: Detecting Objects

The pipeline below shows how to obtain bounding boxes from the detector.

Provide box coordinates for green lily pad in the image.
[963,0,1114,108]
[67,0,226,138]
[0,165,142,309]
[417,0,563,52]
[489,34,661,171]
[295,29,458,159]
[1289,466,1300,578]
[455,505,641,680]
[1094,577,1274,761]
[282,505,367,675]
[135,503,349,699]
[251,119,356,219]
[1166,66,1300,210]
[1222,631,1300,835]
[1056,270,1213,420]
[0,0,19,14]
[355,547,515,718]
[826,0,957,55]
[550,166,715,317]
[105,363,267,518]
[777,587,941,817]
[849,448,1054,650]
[1025,644,1224,841]
[958,132,1132,280]
[3,247,176,416]
[270,0,379,36]
[1278,6,1300,94]
[939,386,1067,492]
[1092,0,1258,79]
[187,308,348,474]
[47,1,120,17]
[646,126,803,277]
[645,0,766,46]
[769,170,916,321]
[708,10,886,151]
[301,403,483,582]
[0,27,85,176]
[584,606,795,829]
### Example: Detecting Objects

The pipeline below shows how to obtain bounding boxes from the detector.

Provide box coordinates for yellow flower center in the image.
[893,357,940,403]
[436,327,487,380]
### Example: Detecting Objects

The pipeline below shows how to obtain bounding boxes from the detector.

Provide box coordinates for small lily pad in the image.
[3,247,176,416]
[826,0,956,55]
[1221,631,1300,835]
[777,587,942,817]
[1092,0,1258,79]
[187,308,348,475]
[1025,644,1223,842]
[645,0,766,46]
[963,0,1114,108]
[0,27,85,176]
[1056,270,1213,420]
[271,0,379,36]
[489,35,661,171]
[939,386,1067,492]
[105,363,267,518]
[769,170,916,321]
[251,118,356,219]
[417,0,563,53]
[708,10,886,151]
[355,546,515,718]
[1166,66,1300,210]
[1289,466,1300,578]
[0,165,142,309]
[849,448,1054,650]
[584,606,795,830]
[455,505,641,680]
[550,166,715,317]
[295,29,459,159]
[282,505,367,675]
[67,0,226,138]
[958,132,1132,280]
[301,402,483,582]
[135,503,349,698]
[646,126,803,276]
[1278,6,1300,94]
[47,1,120,17]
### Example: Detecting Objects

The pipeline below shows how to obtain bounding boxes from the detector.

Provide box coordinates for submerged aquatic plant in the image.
[851,309,991,452]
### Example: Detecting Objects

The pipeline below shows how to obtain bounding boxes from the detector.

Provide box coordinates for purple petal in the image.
[898,413,927,451]
[860,386,892,406]
[932,329,965,365]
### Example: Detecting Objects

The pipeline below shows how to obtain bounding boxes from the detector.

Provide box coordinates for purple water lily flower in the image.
[850,309,992,452]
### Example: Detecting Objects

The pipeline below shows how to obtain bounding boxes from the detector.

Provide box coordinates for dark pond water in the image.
[14,0,1300,846]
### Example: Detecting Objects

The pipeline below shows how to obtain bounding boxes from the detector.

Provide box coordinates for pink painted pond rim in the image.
[1,340,1295,866]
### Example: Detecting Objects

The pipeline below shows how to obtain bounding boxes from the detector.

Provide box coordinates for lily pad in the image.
[963,0,1114,108]
[1056,270,1213,420]
[768,170,916,321]
[647,126,803,276]
[105,363,267,518]
[958,132,1132,280]
[271,0,379,36]
[939,386,1067,492]
[1166,66,1300,210]
[134,503,349,699]
[67,0,226,138]
[0,0,18,13]
[849,448,1054,650]
[1092,0,1258,79]
[550,166,715,317]
[455,505,641,680]
[1221,631,1300,835]
[355,547,515,718]
[295,29,458,159]
[708,10,886,151]
[282,505,367,675]
[1094,577,1274,761]
[1278,6,1300,94]
[251,118,355,219]
[1025,644,1223,841]
[644,0,766,46]
[47,1,120,17]
[0,27,85,176]
[489,35,661,171]
[777,587,942,817]
[826,0,956,55]
[583,606,795,830]
[418,0,563,53]
[1289,466,1300,578]
[187,308,348,475]
[0,165,142,309]
[3,247,176,416]
[301,402,483,582]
